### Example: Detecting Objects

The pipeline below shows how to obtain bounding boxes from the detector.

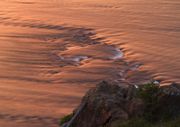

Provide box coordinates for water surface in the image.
[0,0,179,126]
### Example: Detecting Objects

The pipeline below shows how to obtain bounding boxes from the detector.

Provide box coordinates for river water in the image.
[0,0,179,127]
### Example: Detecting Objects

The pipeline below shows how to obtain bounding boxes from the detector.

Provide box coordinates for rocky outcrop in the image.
[61,81,144,127]
[161,82,180,96]
[61,81,180,127]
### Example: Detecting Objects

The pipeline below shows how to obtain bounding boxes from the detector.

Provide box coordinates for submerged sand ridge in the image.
[0,23,124,83]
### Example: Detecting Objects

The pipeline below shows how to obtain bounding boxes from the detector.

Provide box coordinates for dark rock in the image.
[62,81,144,127]
[127,98,145,118]
[62,81,180,127]
[161,82,180,96]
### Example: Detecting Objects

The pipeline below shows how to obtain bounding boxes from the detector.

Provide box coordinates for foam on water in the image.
[110,48,123,60]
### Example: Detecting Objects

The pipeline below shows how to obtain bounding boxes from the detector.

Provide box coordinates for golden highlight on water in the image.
[0,0,179,127]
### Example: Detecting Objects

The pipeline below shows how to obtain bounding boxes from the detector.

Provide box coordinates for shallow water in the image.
[0,0,179,126]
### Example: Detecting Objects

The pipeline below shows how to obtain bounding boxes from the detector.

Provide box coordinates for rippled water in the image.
[0,0,179,127]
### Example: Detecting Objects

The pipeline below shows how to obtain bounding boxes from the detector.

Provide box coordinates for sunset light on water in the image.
[0,0,179,127]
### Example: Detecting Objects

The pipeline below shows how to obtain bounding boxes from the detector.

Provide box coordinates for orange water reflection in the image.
[0,0,179,127]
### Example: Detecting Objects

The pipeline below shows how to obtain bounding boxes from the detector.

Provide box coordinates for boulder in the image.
[62,81,144,127]
[61,81,180,127]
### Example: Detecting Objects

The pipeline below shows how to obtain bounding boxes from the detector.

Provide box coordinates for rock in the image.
[62,81,145,127]
[62,81,180,127]
[127,98,145,118]
[161,82,180,96]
